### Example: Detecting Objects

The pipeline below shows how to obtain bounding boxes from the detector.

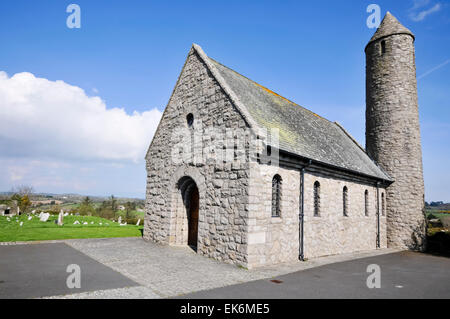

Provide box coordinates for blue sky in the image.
[0,0,449,200]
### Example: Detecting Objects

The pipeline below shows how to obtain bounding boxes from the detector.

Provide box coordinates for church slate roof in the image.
[194,45,391,181]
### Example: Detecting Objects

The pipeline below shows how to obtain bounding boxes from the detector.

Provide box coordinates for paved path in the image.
[50,237,398,298]
[0,243,138,299]
[182,251,450,299]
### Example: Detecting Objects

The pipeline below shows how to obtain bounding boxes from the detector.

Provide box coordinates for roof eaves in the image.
[278,147,393,184]
[334,122,392,181]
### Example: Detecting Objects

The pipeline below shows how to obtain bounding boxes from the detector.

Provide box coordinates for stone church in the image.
[144,12,426,268]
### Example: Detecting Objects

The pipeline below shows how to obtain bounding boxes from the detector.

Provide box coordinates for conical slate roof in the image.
[367,12,414,48]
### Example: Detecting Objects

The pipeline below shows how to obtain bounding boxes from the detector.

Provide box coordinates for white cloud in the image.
[0,71,162,163]
[411,0,431,10]
[409,2,442,22]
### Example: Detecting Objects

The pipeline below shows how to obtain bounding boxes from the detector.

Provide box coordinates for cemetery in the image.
[0,210,143,242]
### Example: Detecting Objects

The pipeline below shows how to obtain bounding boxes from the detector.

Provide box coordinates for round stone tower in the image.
[365,12,426,250]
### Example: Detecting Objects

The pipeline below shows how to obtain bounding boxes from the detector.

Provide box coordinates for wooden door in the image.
[188,187,199,247]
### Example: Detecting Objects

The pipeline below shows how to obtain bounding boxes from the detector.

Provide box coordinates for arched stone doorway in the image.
[177,176,199,250]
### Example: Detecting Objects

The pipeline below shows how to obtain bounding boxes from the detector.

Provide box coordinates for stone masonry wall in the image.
[144,48,251,266]
[246,164,387,268]
[303,171,387,259]
[366,33,426,250]
[247,163,300,268]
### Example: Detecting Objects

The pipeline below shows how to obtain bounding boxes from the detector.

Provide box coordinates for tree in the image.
[10,193,22,202]
[10,185,34,197]
[79,196,95,216]
[82,196,92,206]
[124,201,134,219]
[110,195,117,212]
[9,185,34,214]
[20,195,31,213]
[10,193,32,214]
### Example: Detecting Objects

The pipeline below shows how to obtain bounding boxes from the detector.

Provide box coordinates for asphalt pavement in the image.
[181,251,450,299]
[0,243,138,298]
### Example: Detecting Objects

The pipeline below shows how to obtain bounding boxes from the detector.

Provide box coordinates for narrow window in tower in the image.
[381,193,386,216]
[314,181,320,217]
[380,40,386,55]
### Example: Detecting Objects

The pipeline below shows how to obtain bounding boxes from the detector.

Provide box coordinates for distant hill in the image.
[0,192,144,203]
[426,202,450,210]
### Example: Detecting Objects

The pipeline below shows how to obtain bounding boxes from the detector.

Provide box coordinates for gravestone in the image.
[39,212,50,222]
[136,219,140,226]
[57,210,64,226]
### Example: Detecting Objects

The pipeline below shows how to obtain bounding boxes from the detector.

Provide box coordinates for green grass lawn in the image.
[115,210,145,218]
[427,210,450,218]
[0,214,143,242]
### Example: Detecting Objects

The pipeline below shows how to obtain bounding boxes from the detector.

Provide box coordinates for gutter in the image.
[376,182,380,248]
[277,147,393,186]
[299,159,312,261]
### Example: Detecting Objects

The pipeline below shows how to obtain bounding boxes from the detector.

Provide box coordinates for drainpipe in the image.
[299,160,312,261]
[376,182,380,249]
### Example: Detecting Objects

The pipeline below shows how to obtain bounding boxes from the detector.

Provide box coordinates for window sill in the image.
[271,217,283,224]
